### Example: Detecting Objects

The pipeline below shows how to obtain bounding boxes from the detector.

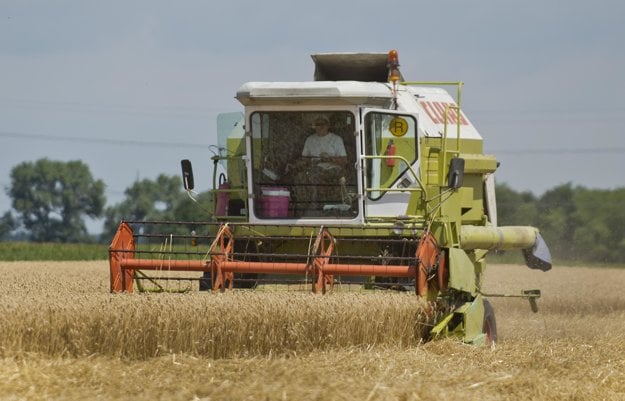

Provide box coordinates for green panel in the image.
[458,175,485,223]
[429,297,485,344]
[459,153,498,174]
[428,311,455,341]
[448,247,477,294]
[406,191,426,217]
[459,186,474,209]
[226,138,247,189]
[466,297,486,344]
[456,296,486,344]
[453,138,483,153]
[439,191,462,222]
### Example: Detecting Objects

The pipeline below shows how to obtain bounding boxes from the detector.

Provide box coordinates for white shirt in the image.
[302,132,347,158]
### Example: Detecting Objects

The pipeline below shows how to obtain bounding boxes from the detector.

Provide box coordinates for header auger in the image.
[109,50,551,345]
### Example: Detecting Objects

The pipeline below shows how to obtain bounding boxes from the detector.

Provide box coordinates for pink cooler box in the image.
[260,186,290,217]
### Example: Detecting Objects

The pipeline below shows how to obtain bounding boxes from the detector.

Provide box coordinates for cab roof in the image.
[236,81,394,106]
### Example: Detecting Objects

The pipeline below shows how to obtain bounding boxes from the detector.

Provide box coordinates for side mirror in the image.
[181,159,195,190]
[447,157,464,189]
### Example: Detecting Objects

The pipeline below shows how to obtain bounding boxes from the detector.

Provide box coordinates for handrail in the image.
[440,104,463,187]
[361,154,426,197]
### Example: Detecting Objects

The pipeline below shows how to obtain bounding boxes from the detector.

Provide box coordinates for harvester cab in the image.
[210,52,464,224]
[110,50,552,346]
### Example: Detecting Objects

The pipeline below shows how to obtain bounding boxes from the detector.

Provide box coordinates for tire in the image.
[198,272,258,290]
[199,271,212,291]
[483,299,498,346]
[233,273,258,289]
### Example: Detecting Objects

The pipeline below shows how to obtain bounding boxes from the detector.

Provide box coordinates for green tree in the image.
[495,183,538,226]
[171,191,214,222]
[102,174,197,239]
[572,188,625,263]
[536,183,578,258]
[492,182,625,264]
[601,188,625,262]
[8,159,105,242]
[0,211,17,240]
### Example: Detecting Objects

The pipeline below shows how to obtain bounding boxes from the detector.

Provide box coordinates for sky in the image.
[1,1,624,233]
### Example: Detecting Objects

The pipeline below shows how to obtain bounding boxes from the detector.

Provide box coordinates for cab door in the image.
[360,109,419,219]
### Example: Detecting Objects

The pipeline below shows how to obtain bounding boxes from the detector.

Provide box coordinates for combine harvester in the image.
[109,50,551,345]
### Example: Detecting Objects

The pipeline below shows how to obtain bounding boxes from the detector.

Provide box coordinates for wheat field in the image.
[1,261,624,400]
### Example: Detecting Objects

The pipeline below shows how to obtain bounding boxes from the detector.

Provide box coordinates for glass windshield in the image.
[250,111,357,219]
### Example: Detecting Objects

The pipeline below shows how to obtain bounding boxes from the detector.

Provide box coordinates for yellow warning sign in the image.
[389,117,408,137]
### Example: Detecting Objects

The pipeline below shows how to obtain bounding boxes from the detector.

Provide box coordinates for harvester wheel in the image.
[483,299,498,346]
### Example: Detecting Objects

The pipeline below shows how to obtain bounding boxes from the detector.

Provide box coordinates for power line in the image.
[0,130,208,149]
[490,147,625,155]
[0,97,223,118]
[3,130,625,155]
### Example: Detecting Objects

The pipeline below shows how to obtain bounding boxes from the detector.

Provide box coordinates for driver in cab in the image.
[286,115,348,212]
[300,116,347,169]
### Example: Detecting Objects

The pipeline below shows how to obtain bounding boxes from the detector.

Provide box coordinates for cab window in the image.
[250,111,357,218]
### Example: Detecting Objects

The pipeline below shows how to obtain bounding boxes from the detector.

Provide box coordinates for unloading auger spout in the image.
[460,225,552,271]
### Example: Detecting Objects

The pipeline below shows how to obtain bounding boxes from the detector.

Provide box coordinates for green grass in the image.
[0,242,108,261]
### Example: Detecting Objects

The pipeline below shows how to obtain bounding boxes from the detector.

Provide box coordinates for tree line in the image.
[0,159,211,244]
[497,183,625,264]
[1,158,623,264]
